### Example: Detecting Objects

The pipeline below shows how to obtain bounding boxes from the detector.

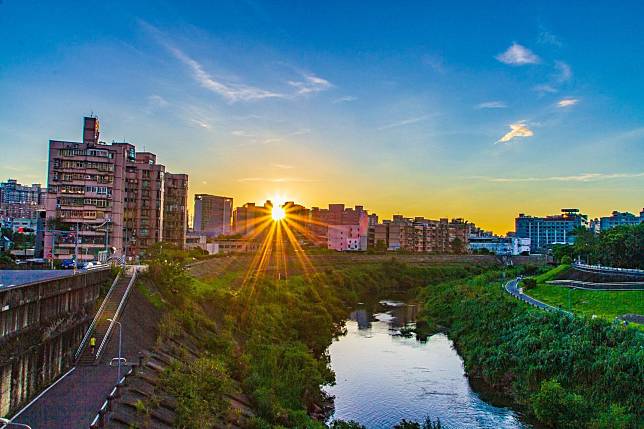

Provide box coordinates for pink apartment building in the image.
[44,117,188,262]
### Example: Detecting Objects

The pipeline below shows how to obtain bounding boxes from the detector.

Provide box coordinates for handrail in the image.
[94,269,138,361]
[573,262,644,276]
[75,269,122,361]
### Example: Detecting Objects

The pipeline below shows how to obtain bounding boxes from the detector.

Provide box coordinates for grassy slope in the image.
[525,264,644,326]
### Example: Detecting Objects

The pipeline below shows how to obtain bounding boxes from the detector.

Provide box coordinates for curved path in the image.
[504,278,571,315]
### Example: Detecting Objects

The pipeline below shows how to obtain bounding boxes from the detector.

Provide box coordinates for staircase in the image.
[77,273,135,365]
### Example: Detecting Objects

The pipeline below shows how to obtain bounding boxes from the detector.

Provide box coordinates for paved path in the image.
[11,365,119,429]
[504,278,571,315]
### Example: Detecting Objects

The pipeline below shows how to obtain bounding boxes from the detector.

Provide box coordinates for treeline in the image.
[144,257,487,428]
[553,223,643,269]
[422,269,643,428]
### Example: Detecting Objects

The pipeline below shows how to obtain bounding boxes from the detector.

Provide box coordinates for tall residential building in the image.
[368,216,471,253]
[233,202,270,237]
[598,210,643,231]
[0,179,45,220]
[515,208,588,253]
[163,173,189,248]
[44,116,188,262]
[193,194,233,237]
[314,204,370,251]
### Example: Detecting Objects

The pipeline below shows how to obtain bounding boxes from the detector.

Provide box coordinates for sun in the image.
[271,205,286,221]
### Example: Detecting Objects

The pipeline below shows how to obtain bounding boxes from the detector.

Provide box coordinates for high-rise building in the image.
[163,173,189,249]
[44,116,188,262]
[0,179,45,220]
[233,202,270,237]
[193,194,233,237]
[368,216,471,253]
[515,208,588,253]
[598,210,643,231]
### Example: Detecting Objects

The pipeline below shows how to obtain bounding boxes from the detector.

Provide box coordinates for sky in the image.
[1,1,643,234]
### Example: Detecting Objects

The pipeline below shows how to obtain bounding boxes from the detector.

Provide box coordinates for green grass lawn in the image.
[527,284,644,323]
[191,270,242,295]
[533,263,570,283]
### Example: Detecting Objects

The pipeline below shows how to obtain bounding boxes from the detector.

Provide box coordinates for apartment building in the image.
[163,173,189,248]
[0,179,45,220]
[368,216,471,253]
[598,210,643,231]
[194,194,233,237]
[515,208,588,253]
[233,202,270,237]
[44,116,188,262]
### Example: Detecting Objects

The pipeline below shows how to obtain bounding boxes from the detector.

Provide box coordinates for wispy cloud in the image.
[533,84,558,95]
[554,61,572,83]
[537,28,563,47]
[237,177,317,183]
[231,130,257,137]
[557,98,579,107]
[147,94,169,108]
[378,114,433,130]
[497,122,534,143]
[288,74,333,94]
[476,172,644,183]
[496,43,540,65]
[262,138,283,144]
[333,95,357,103]
[477,101,507,109]
[167,45,285,102]
[421,53,446,73]
[287,128,311,136]
[189,118,211,129]
[271,163,294,169]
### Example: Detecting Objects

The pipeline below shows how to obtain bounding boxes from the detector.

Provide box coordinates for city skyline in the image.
[2,1,644,234]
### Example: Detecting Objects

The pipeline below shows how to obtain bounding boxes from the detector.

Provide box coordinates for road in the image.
[504,278,571,315]
[10,365,119,429]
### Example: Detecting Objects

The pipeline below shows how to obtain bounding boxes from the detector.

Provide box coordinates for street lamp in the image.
[107,318,123,383]
[0,418,32,429]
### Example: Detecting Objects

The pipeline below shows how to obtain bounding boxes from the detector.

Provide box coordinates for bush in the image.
[560,255,572,265]
[522,278,537,289]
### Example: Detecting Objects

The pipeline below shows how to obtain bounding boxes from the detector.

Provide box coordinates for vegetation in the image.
[527,285,644,323]
[422,268,643,428]
[552,224,643,268]
[142,255,488,428]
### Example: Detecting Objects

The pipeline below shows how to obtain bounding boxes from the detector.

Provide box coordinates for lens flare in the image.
[271,205,286,221]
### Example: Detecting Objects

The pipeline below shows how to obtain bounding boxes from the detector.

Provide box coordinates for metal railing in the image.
[75,270,122,362]
[573,262,644,276]
[94,269,138,361]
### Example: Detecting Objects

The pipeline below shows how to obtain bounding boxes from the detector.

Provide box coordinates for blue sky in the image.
[1,1,643,232]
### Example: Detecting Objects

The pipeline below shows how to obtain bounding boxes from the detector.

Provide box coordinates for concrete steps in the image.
[78,275,133,365]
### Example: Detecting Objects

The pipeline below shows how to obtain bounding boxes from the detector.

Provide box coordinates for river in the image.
[324,301,530,429]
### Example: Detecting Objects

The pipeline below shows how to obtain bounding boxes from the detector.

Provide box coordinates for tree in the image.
[450,238,464,254]
[590,404,636,429]
[532,379,589,428]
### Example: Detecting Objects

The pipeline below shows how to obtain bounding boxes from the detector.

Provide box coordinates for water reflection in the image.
[325,301,529,429]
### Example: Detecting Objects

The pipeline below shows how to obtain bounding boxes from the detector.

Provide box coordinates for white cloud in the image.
[496,122,534,143]
[333,95,357,103]
[271,163,294,169]
[496,43,540,65]
[167,45,285,102]
[288,74,333,94]
[189,118,211,129]
[477,101,507,109]
[147,95,169,108]
[554,61,572,82]
[557,98,579,107]
[287,128,311,136]
[478,172,644,183]
[378,114,433,130]
[533,84,558,95]
[231,130,256,137]
[537,29,563,47]
[237,177,316,183]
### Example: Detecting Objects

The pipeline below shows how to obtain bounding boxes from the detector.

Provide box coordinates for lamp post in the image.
[107,318,122,383]
[0,418,32,429]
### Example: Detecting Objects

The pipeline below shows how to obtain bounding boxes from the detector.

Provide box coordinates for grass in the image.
[191,270,242,295]
[533,263,570,283]
[527,284,644,324]
[137,281,164,309]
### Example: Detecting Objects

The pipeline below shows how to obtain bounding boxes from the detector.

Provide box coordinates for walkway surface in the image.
[11,365,119,429]
[504,278,571,315]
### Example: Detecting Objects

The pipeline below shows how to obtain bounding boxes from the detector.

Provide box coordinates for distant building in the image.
[310,204,370,251]
[368,216,471,253]
[233,202,270,237]
[0,179,45,220]
[44,116,188,262]
[163,173,189,249]
[194,194,233,237]
[598,210,643,231]
[515,208,588,253]
[469,234,531,255]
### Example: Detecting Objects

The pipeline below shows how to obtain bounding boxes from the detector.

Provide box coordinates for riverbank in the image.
[137,257,492,428]
[421,269,643,429]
